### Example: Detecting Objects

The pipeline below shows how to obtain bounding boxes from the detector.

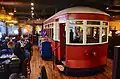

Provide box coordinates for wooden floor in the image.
[30,46,112,79]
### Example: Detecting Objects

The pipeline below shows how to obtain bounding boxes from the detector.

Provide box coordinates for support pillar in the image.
[112,46,120,79]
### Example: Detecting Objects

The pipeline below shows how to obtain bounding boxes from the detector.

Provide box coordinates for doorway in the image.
[59,23,66,61]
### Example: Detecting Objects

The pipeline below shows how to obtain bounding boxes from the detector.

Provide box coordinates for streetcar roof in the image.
[44,7,109,23]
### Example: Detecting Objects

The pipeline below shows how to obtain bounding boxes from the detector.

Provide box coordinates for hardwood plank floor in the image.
[30,46,112,79]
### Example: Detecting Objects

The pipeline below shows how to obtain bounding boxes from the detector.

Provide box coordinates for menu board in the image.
[70,20,83,25]
[87,21,100,25]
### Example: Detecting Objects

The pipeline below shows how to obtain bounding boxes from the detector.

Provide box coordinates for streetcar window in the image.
[70,26,83,43]
[102,27,107,42]
[86,27,100,43]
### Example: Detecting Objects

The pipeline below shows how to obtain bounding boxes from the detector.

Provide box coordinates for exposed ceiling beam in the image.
[0,1,29,6]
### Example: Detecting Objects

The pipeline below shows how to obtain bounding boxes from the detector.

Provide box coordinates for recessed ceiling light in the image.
[31,2,34,6]
[32,13,34,15]
[31,10,33,13]
[106,7,109,10]
[31,7,34,10]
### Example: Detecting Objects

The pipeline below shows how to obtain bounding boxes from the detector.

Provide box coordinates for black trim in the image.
[56,58,106,76]
[54,54,106,77]
[63,65,106,77]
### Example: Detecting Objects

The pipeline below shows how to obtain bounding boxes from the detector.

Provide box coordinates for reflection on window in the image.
[87,27,100,43]
[102,27,107,42]
[70,26,83,43]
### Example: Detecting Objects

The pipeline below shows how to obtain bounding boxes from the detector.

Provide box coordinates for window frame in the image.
[68,20,108,45]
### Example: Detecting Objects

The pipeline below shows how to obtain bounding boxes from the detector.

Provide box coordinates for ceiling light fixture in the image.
[31,2,34,6]
[106,7,109,10]
[31,10,33,13]
[31,7,34,10]
[32,13,34,15]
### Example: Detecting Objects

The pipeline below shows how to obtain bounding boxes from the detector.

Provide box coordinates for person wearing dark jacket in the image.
[25,39,33,59]
[25,39,32,53]
[14,42,26,62]
[13,42,26,73]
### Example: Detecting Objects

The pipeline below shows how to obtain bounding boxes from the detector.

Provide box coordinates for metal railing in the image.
[52,45,61,70]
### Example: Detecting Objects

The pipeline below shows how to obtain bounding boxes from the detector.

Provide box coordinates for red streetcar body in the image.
[43,7,109,76]
[65,44,107,68]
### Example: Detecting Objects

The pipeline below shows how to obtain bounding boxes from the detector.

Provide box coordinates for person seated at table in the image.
[7,39,15,49]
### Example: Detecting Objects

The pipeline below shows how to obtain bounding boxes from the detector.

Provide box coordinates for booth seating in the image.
[0,55,20,79]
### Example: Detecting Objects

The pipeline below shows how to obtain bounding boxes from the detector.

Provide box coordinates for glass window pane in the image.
[102,27,107,42]
[70,25,83,43]
[86,27,100,43]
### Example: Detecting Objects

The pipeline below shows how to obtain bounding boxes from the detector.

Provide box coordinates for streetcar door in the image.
[59,23,66,61]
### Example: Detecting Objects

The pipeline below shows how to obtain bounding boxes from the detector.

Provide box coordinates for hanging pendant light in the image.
[0,7,13,21]
[0,7,7,21]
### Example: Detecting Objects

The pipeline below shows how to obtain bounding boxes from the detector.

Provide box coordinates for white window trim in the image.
[66,20,70,44]
[107,22,109,42]
[100,21,103,43]
[83,20,87,44]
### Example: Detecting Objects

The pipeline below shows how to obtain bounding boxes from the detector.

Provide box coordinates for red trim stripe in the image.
[44,13,109,24]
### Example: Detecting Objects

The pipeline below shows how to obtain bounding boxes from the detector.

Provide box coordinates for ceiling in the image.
[0,0,120,21]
